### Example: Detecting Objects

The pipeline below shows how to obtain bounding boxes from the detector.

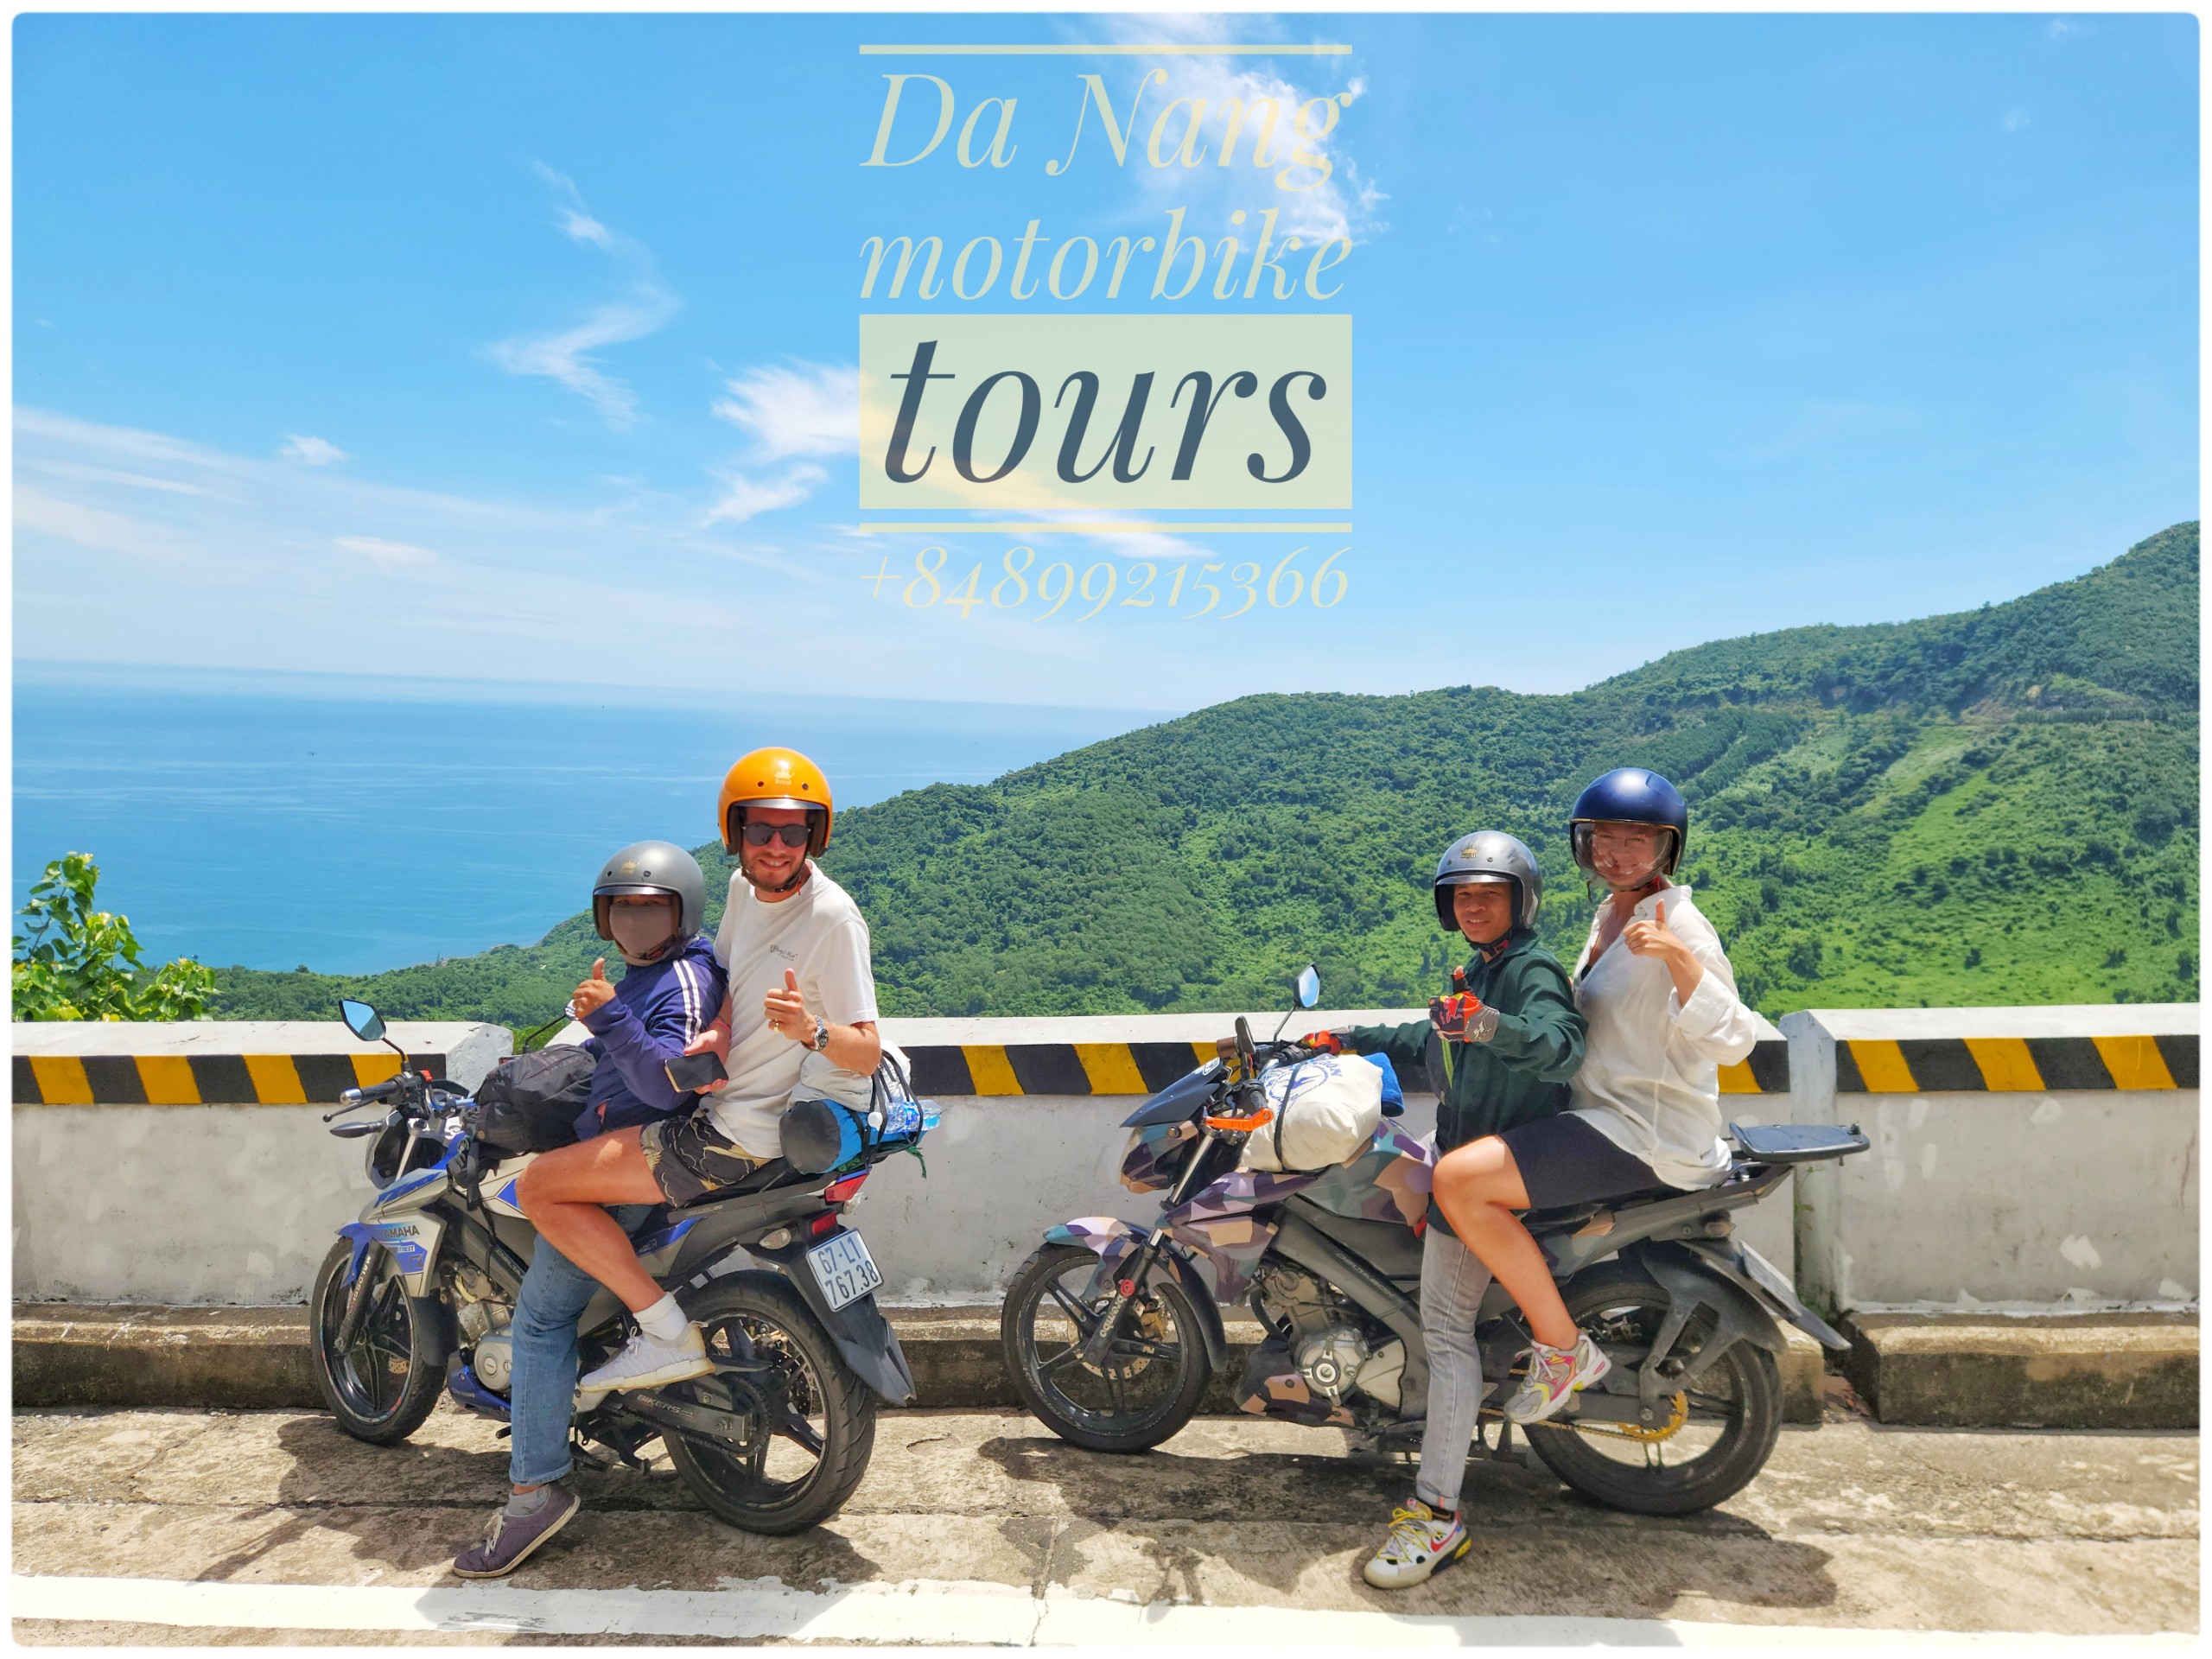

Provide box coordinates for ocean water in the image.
[12,667,1173,975]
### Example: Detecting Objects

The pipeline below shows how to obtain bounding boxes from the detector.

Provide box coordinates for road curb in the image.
[1840,1311,2199,1428]
[16,1301,1827,1422]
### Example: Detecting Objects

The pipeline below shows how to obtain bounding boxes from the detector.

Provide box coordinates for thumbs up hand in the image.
[765,966,812,1046]
[1621,898,1685,964]
[570,957,619,1020]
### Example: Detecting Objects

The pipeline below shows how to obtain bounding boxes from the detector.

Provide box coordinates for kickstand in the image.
[1487,1418,1518,1462]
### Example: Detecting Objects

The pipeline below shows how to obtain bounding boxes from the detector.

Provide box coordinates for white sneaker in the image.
[1363,1497,1471,1590]
[577,1325,712,1394]
[1502,1332,1611,1425]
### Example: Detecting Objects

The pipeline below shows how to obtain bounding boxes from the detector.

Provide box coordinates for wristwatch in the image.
[809,1015,830,1052]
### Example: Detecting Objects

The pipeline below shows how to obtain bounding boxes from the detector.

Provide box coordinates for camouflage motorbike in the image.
[999,968,1867,1516]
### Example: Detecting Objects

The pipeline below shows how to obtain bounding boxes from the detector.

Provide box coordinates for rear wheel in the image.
[1001,1244,1212,1453]
[309,1238,448,1446]
[1522,1264,1783,1516]
[659,1274,877,1535]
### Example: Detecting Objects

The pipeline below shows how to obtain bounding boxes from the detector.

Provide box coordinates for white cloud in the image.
[2049,18,2080,38]
[702,464,830,525]
[711,363,859,461]
[1089,20,1386,246]
[279,435,347,467]
[488,168,676,429]
[23,456,237,500]
[334,535,437,566]
[2002,109,2032,133]
[14,486,194,559]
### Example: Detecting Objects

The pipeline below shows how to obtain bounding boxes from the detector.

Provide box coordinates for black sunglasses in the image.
[741,822,811,849]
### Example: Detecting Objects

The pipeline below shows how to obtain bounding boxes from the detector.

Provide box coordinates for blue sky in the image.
[13,12,2197,712]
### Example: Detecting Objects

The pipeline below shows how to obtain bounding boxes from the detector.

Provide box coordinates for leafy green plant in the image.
[12,852,217,1020]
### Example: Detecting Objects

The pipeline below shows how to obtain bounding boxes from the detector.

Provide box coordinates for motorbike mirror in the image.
[1294,964,1320,1010]
[340,999,385,1044]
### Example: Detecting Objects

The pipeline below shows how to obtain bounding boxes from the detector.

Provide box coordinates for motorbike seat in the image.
[669,1156,817,1212]
[1519,1201,1606,1235]
[1521,1183,1694,1233]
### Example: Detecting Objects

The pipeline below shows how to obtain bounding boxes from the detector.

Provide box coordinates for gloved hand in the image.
[1429,992,1493,1043]
[1299,1029,1346,1055]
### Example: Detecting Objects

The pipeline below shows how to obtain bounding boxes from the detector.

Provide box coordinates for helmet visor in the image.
[594,887,680,947]
[1573,821,1676,889]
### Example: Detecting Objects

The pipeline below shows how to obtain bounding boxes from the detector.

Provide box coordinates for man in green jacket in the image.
[1303,830,1584,1590]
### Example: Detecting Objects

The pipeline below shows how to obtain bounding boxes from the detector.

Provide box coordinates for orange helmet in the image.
[718,747,833,856]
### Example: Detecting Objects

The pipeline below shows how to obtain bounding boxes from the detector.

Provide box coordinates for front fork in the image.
[332,1242,387,1353]
[1077,1125,1224,1367]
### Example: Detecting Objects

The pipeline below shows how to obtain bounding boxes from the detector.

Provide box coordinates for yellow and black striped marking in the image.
[904,1041,1219,1098]
[13,1051,435,1106]
[1719,1039,1792,1096]
[1833,1034,2197,1094]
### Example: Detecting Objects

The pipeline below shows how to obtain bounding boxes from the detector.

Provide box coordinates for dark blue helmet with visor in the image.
[1569,768,1688,881]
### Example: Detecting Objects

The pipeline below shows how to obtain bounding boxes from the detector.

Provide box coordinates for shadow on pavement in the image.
[975,1429,1841,1618]
[262,1413,883,1590]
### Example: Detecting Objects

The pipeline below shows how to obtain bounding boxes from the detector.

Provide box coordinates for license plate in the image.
[806,1229,883,1312]
[1737,1241,1795,1306]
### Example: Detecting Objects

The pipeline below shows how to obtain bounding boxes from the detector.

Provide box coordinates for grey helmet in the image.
[592,840,707,963]
[1432,830,1542,932]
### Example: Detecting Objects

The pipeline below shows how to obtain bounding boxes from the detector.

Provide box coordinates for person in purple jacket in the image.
[453,840,727,1579]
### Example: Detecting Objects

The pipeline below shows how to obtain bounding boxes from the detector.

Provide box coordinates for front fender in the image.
[1041,1218,1228,1376]
[339,1216,442,1299]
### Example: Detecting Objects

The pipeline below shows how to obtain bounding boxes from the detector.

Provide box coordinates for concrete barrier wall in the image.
[0,1001,1957,1311]
[1783,1005,2199,1313]
[11,1022,512,1305]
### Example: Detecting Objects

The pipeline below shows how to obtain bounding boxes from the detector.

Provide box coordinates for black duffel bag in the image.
[474,1045,594,1154]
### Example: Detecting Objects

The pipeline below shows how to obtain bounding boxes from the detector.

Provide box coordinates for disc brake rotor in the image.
[1067,1287,1167,1381]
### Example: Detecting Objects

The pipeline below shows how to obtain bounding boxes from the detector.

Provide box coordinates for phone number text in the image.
[864,546,1350,620]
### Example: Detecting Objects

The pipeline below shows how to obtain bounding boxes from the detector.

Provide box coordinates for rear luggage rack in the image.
[1728,1121,1870,1163]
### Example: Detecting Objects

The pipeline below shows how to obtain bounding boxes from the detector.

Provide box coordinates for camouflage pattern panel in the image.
[1044,1216,1147,1300]
[1043,1217,1144,1258]
[1120,1121,1197,1194]
[1233,1338,1355,1427]
[1167,1164,1320,1224]
[1162,1211,1279,1304]
[1158,1163,1327,1304]
[1297,1122,1438,1229]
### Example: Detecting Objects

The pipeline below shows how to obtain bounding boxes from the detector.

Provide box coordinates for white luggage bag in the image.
[1239,1052,1385,1173]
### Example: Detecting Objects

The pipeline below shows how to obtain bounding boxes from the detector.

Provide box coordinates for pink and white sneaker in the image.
[1503,1332,1611,1424]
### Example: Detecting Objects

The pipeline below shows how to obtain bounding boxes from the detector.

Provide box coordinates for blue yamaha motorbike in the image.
[309,998,929,1535]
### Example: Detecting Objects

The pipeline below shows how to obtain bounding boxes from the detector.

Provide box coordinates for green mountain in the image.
[213,523,2200,1027]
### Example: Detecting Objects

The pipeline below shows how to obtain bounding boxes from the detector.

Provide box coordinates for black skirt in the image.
[1498,1111,1669,1209]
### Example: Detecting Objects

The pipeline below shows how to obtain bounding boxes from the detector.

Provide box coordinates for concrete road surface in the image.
[11,1402,2197,1645]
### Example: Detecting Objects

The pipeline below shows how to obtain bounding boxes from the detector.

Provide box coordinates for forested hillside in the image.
[213,523,2200,1025]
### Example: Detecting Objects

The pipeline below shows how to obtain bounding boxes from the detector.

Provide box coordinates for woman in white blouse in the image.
[1429,768,1763,1427]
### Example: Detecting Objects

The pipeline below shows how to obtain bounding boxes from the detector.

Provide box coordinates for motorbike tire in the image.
[660,1273,877,1535]
[308,1237,449,1446]
[1522,1263,1783,1516]
[1001,1243,1213,1454]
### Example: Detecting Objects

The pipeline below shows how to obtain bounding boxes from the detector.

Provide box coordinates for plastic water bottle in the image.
[880,1096,923,1139]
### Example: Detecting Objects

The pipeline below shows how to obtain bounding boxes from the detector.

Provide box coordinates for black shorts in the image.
[639,1109,771,1208]
[1499,1112,1668,1210]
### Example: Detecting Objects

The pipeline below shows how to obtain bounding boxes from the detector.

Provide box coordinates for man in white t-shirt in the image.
[517,747,881,1401]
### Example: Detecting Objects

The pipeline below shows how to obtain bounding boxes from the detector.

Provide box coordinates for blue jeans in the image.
[507,1203,654,1488]
[1414,1224,1495,1514]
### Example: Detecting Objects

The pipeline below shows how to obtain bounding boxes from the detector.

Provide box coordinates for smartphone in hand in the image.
[665,1051,729,1093]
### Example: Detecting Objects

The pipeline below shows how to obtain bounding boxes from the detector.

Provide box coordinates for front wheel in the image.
[1522,1263,1783,1516]
[658,1273,877,1535]
[309,1237,448,1446]
[1000,1243,1212,1453]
